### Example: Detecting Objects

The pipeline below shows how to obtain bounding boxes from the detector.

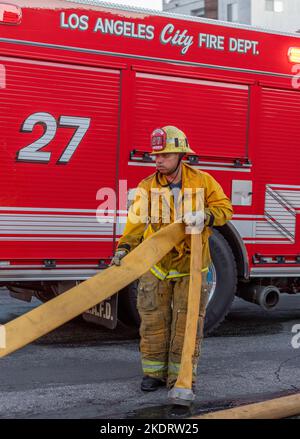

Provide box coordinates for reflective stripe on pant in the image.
[137,271,209,388]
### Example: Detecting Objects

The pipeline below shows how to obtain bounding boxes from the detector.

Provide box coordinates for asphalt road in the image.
[0,288,300,419]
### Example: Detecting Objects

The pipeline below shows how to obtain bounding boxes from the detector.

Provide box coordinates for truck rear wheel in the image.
[204,229,237,333]
[118,228,237,333]
[118,281,140,327]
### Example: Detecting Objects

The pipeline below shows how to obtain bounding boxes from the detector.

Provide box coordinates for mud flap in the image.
[83,294,118,329]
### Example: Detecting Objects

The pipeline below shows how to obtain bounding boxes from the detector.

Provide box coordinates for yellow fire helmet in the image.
[150,126,195,155]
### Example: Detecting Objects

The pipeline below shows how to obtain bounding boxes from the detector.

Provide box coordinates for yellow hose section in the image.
[190,394,300,419]
[0,222,186,358]
[175,231,202,390]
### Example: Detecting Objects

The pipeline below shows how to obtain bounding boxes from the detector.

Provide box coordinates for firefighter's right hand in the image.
[183,211,205,229]
[110,250,127,266]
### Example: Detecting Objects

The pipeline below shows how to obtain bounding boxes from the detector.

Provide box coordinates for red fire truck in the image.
[0,0,299,333]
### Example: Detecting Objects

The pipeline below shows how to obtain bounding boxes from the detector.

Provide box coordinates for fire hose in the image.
[168,228,203,405]
[0,222,203,406]
[190,393,300,419]
[1,221,300,416]
[0,222,185,357]
[0,223,202,403]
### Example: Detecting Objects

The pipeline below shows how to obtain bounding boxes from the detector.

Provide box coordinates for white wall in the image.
[164,0,300,32]
[251,0,300,32]
[218,0,251,24]
[163,0,205,15]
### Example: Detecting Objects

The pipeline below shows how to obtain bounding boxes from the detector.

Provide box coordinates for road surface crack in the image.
[274,355,300,391]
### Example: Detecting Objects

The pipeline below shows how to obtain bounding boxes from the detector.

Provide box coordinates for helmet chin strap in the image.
[156,154,184,187]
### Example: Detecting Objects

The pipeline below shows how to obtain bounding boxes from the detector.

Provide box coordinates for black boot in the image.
[141,376,166,392]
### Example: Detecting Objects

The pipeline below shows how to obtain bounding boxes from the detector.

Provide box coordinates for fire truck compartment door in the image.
[0,57,121,260]
[132,72,249,161]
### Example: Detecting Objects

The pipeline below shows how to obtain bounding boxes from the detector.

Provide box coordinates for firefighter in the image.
[112,126,233,392]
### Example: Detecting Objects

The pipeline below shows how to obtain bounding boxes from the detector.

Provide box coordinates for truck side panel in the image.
[124,69,251,208]
[249,85,300,275]
[0,57,121,260]
[132,72,249,160]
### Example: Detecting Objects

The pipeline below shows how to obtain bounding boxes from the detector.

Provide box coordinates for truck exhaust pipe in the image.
[238,284,280,311]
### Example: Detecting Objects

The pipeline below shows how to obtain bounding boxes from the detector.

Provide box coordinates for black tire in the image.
[118,281,141,327]
[118,228,237,333]
[204,229,237,333]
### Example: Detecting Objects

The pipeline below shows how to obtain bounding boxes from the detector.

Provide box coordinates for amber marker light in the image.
[288,47,300,63]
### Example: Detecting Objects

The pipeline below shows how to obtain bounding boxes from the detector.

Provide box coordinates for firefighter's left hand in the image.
[110,250,127,266]
[183,211,206,231]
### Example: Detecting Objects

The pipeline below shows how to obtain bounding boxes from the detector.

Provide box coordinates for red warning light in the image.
[0,4,22,25]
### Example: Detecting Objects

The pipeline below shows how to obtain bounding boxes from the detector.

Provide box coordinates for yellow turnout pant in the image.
[137,271,209,389]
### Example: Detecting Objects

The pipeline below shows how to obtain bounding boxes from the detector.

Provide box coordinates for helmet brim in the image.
[149,148,196,155]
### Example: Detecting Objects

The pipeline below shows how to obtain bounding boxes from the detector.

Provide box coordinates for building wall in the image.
[218,0,251,24]
[163,0,205,15]
[163,0,300,33]
[251,0,300,33]
[163,0,217,18]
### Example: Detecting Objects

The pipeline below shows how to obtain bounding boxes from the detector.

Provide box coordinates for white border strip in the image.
[0,269,100,281]
[0,207,127,214]
[269,184,300,189]
[0,55,120,74]
[0,264,100,268]
[0,37,294,80]
[136,72,248,90]
[251,267,300,277]
[244,240,291,244]
[0,237,111,241]
[128,162,251,173]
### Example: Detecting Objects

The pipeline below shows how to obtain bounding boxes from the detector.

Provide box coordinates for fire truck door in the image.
[0,58,121,261]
